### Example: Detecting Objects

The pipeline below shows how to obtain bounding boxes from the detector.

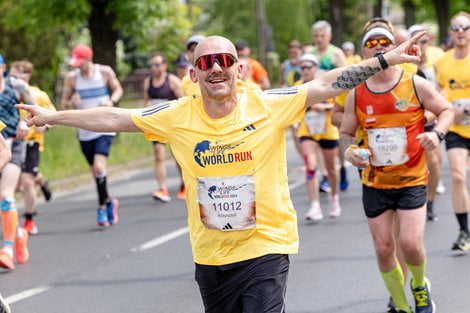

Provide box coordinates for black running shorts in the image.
[195,254,289,313]
[79,135,114,165]
[445,131,470,151]
[22,142,40,175]
[362,185,427,218]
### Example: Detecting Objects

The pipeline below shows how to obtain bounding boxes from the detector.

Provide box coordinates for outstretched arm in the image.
[305,32,425,107]
[16,104,141,133]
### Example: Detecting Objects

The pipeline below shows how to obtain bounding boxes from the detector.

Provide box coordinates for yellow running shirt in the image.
[182,74,201,98]
[19,86,56,151]
[436,49,470,138]
[131,87,308,265]
[0,120,5,131]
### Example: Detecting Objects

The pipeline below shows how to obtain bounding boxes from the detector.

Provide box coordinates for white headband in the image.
[362,28,395,46]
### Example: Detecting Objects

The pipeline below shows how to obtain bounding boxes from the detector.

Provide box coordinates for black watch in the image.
[433,129,445,142]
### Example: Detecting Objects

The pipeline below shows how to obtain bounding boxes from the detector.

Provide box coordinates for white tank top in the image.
[75,64,116,141]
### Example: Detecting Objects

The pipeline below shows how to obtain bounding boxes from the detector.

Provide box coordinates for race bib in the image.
[453,98,470,125]
[367,127,409,166]
[305,110,326,135]
[198,175,256,231]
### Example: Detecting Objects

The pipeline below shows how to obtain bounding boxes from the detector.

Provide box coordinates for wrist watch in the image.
[433,129,445,142]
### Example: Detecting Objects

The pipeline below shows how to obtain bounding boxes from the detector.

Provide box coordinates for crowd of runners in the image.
[1,10,470,313]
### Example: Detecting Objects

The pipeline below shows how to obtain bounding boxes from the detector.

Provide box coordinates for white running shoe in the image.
[328,194,341,218]
[436,180,446,195]
[305,202,323,222]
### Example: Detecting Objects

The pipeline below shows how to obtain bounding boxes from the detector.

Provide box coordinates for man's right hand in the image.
[15,104,52,127]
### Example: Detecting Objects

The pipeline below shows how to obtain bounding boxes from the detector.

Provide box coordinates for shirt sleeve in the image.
[130,100,179,143]
[262,85,308,129]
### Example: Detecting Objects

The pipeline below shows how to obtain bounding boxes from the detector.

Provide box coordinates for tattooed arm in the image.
[304,31,424,107]
[12,78,36,106]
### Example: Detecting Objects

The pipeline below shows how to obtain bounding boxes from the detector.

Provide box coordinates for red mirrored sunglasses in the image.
[195,53,237,71]
[364,38,392,49]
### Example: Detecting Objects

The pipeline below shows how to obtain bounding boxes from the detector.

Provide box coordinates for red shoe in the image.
[24,219,38,235]
[15,228,30,264]
[177,184,186,200]
[0,250,14,270]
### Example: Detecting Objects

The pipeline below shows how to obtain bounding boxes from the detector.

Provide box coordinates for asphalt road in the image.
[1,136,469,313]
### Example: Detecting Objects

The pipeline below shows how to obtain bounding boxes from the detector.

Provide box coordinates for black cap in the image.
[235,40,249,50]
[175,53,190,67]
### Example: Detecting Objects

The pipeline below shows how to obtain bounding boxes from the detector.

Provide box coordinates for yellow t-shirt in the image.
[0,120,5,131]
[19,86,56,150]
[237,78,262,93]
[436,49,470,138]
[346,55,362,65]
[131,87,308,265]
[182,74,201,98]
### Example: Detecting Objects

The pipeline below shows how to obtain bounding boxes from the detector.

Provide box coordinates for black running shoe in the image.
[387,296,397,313]
[41,180,52,201]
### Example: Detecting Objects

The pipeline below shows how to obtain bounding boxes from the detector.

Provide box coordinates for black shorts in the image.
[445,131,470,151]
[362,185,427,218]
[22,142,40,176]
[195,254,289,313]
[79,135,114,165]
[299,136,339,149]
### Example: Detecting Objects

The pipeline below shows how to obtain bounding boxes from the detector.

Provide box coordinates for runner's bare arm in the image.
[12,79,36,105]
[16,104,141,133]
[60,72,76,109]
[305,32,425,107]
[102,66,123,105]
[142,76,150,106]
[169,74,184,99]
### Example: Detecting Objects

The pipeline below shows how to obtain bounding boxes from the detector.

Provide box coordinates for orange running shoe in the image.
[177,184,186,200]
[24,219,38,235]
[15,228,29,264]
[0,250,14,270]
[152,189,171,202]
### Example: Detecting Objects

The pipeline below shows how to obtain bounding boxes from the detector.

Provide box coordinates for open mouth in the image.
[207,75,228,84]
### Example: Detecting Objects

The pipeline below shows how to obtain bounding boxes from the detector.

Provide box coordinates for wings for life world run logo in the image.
[193,140,252,168]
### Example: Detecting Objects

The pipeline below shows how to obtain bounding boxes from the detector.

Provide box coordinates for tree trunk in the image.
[374,0,382,17]
[329,0,343,46]
[403,0,416,27]
[255,0,268,67]
[432,0,450,45]
[89,0,119,71]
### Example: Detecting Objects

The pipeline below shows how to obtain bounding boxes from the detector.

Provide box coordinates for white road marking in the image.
[131,227,189,252]
[5,285,52,304]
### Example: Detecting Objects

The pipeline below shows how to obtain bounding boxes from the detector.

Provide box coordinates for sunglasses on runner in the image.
[195,53,237,71]
[450,24,470,32]
[364,38,392,49]
[301,65,315,71]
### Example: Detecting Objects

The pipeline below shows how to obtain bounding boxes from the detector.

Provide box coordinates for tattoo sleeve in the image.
[332,65,381,90]
[339,133,357,154]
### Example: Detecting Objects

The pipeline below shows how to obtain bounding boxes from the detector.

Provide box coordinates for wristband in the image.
[376,53,389,70]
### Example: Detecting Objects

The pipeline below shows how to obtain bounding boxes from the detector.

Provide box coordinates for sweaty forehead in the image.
[194,37,237,61]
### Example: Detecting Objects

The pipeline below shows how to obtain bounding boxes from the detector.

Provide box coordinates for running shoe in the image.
[152,189,171,202]
[411,277,435,313]
[0,250,14,270]
[340,166,349,191]
[15,228,30,264]
[0,293,11,313]
[452,230,470,251]
[435,180,445,195]
[97,208,110,227]
[177,184,186,200]
[319,177,331,193]
[24,219,38,235]
[40,179,52,202]
[106,198,119,226]
[305,202,323,222]
[328,194,341,218]
[387,296,397,313]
